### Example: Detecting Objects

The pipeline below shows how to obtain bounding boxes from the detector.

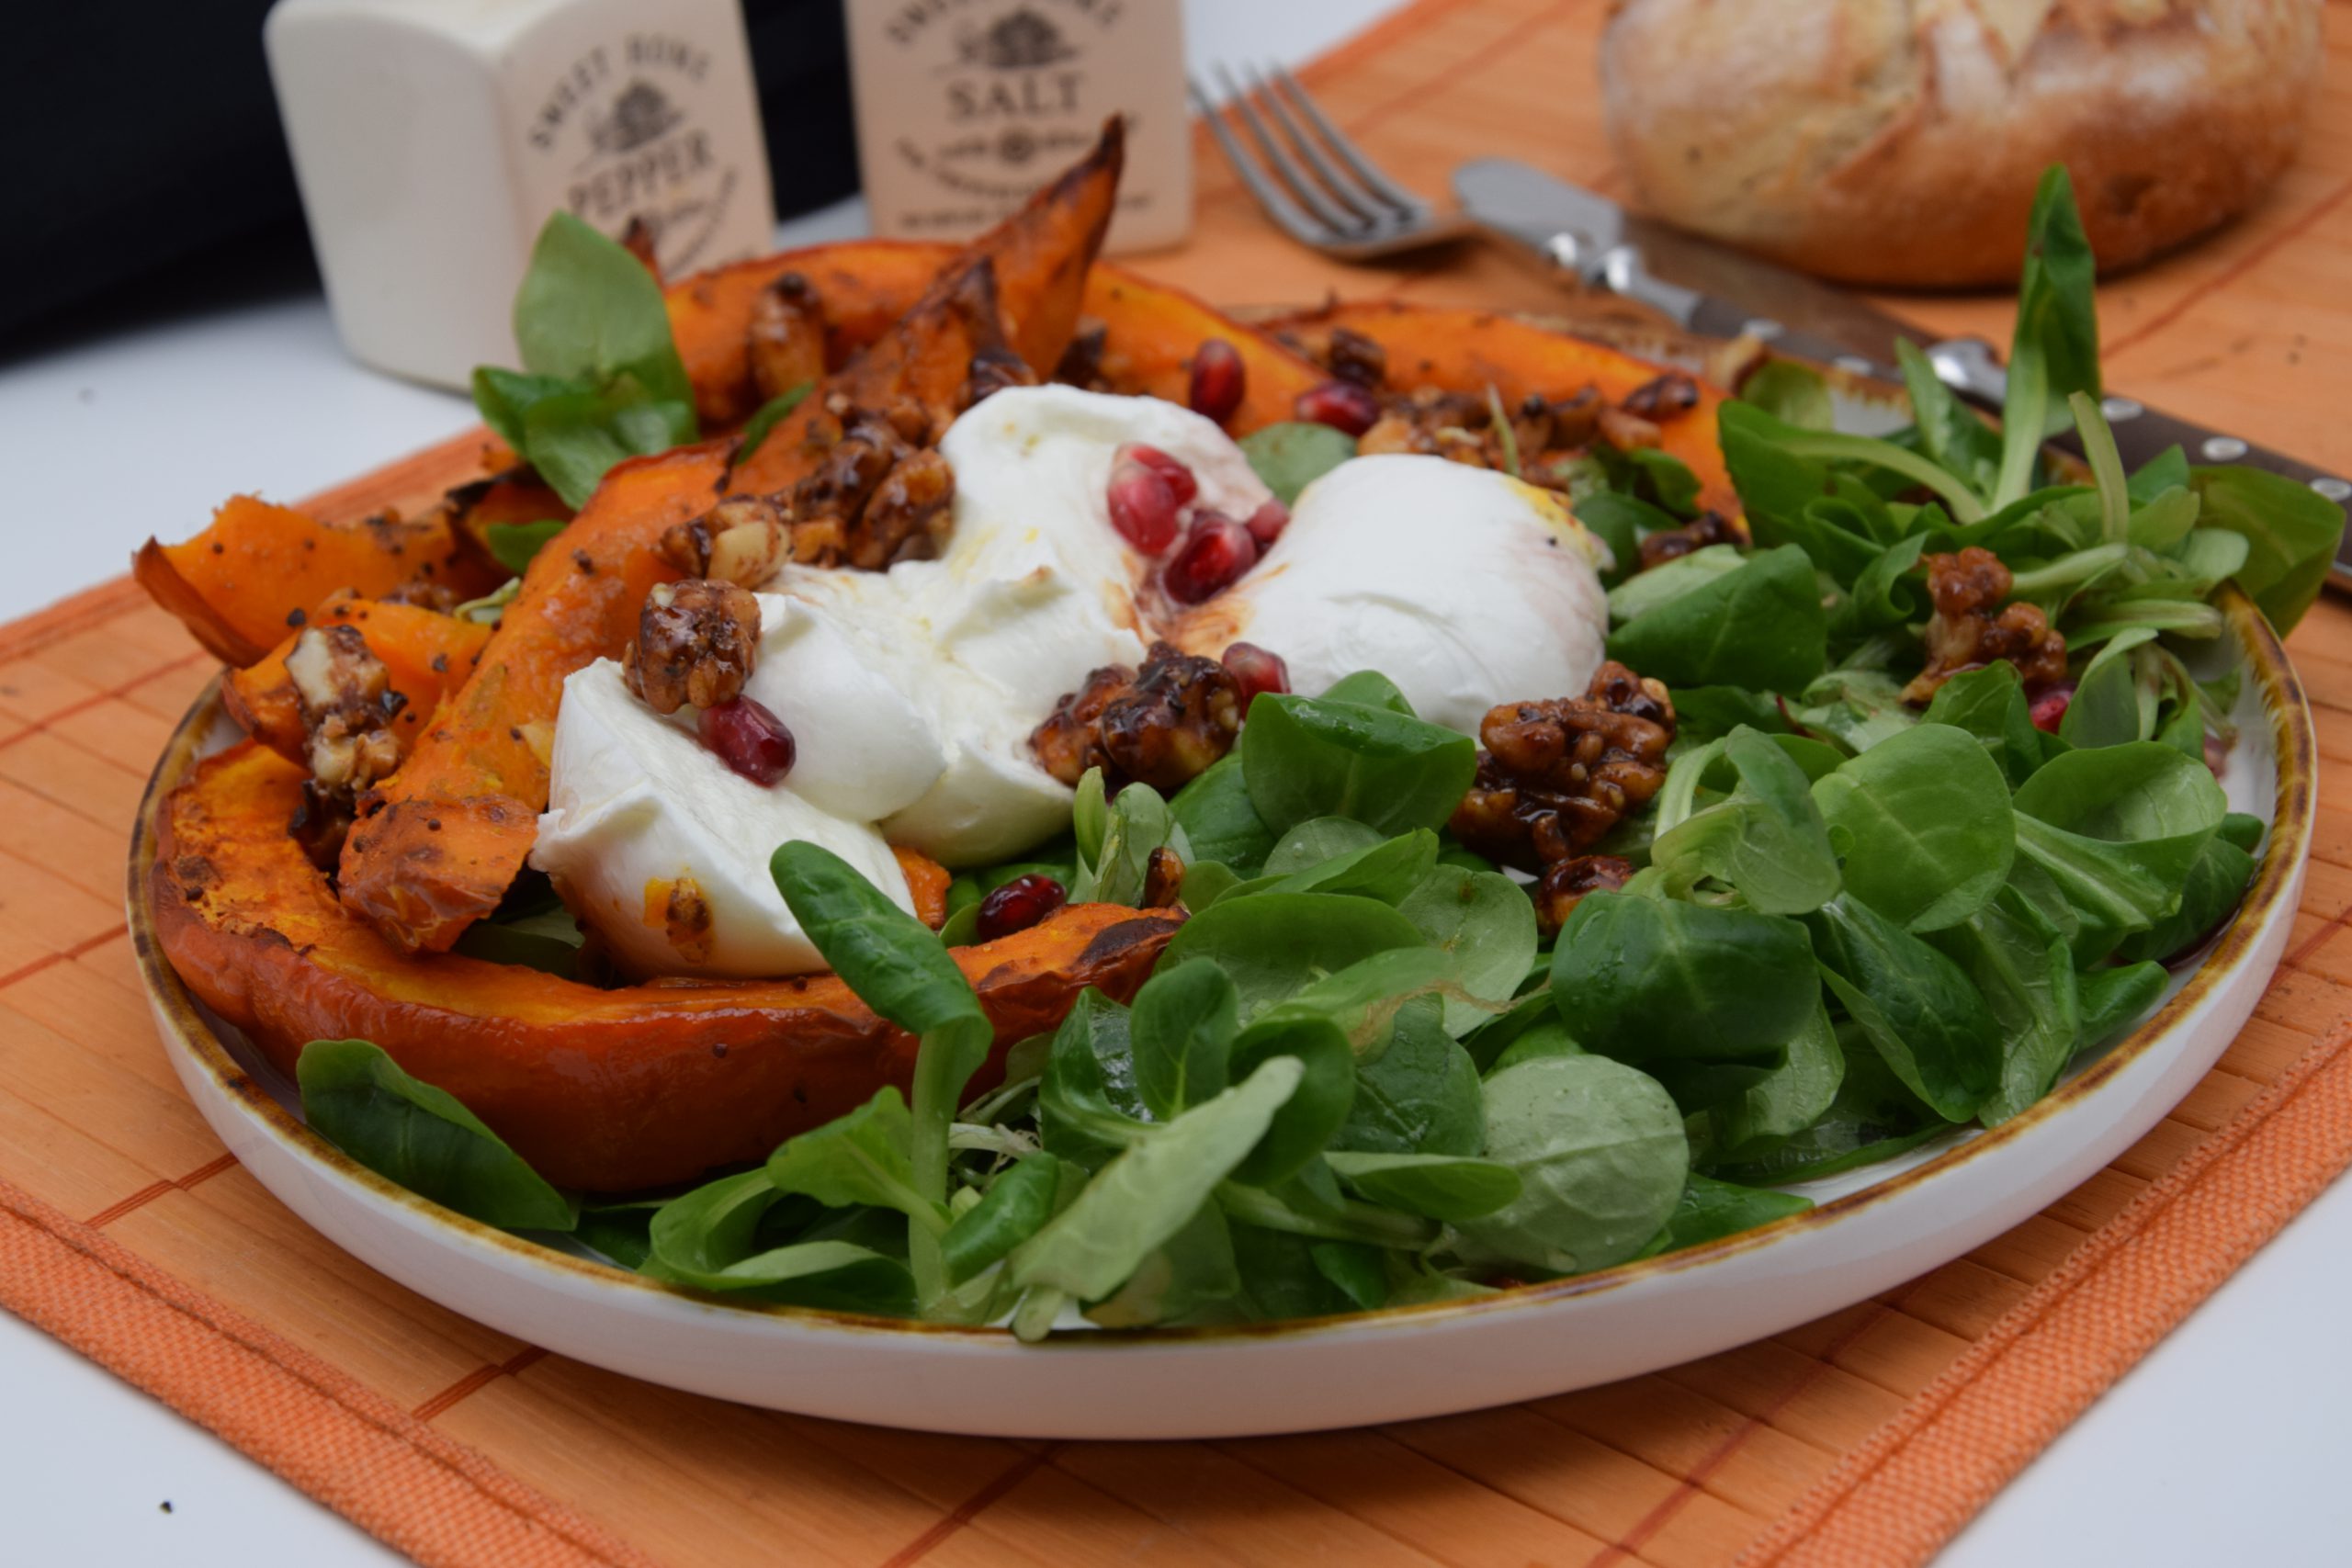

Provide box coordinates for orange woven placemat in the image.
[6,3,2352,1564]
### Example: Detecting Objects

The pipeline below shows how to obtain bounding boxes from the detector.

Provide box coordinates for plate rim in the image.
[125,582,2318,1350]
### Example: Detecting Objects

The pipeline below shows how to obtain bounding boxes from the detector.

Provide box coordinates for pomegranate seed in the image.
[1163,513,1259,604]
[1295,378,1380,436]
[1243,498,1289,547]
[699,696,797,785]
[1106,457,1182,553]
[977,874,1068,940]
[1222,642,1290,709]
[1189,339,1247,423]
[1119,443,1198,506]
[2028,682,2074,735]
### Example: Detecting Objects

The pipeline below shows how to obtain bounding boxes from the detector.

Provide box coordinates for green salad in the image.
[295,170,2338,1334]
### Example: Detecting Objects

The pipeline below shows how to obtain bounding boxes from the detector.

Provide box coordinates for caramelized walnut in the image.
[851,448,956,569]
[288,778,356,872]
[1031,642,1243,793]
[284,625,404,795]
[748,272,824,403]
[1449,662,1676,872]
[1621,373,1700,423]
[1902,547,2069,705]
[960,344,1039,411]
[624,579,762,716]
[1053,319,1111,390]
[1636,511,1742,571]
[661,494,792,586]
[1533,853,1636,938]
[1325,326,1388,389]
[1143,846,1186,909]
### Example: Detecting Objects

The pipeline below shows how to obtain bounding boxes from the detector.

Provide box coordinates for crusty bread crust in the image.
[1600,0,2324,287]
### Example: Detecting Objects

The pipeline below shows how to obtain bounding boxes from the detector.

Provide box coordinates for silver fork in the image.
[1192,62,1475,261]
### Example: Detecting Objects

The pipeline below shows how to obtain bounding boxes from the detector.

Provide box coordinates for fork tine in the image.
[1265,63,1428,215]
[1209,63,1369,238]
[1189,77,1333,248]
[1239,62,1387,223]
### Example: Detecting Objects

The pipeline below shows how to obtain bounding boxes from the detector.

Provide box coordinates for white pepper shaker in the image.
[266,0,776,389]
[842,0,1191,254]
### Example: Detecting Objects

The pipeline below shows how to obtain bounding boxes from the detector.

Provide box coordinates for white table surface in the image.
[5,3,2346,1563]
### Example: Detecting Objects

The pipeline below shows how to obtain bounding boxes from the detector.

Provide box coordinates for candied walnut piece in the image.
[960,344,1039,411]
[1143,846,1186,909]
[662,494,792,587]
[1636,510,1742,571]
[1449,662,1676,873]
[1902,547,2069,705]
[1533,853,1635,938]
[1622,373,1700,423]
[623,579,762,716]
[284,625,404,795]
[1325,326,1388,389]
[1596,403,1662,451]
[852,448,956,569]
[1053,319,1111,390]
[1029,663,1129,786]
[748,271,825,403]
[288,778,356,872]
[1030,643,1243,793]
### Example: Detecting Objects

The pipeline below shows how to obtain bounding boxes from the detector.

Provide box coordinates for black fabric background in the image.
[2,1,859,353]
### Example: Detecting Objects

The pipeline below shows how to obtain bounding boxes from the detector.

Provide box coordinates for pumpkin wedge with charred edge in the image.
[1261,300,1742,518]
[135,495,504,668]
[668,240,1320,439]
[1078,267,1322,433]
[154,743,1179,1192]
[729,118,1123,494]
[336,122,1125,954]
[668,240,966,428]
[223,599,492,771]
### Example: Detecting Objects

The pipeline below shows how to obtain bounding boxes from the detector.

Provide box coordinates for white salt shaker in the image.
[843,0,1191,254]
[266,0,776,389]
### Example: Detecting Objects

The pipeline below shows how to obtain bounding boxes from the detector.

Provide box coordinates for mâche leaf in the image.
[1454,1055,1689,1275]
[773,842,992,1305]
[1239,422,1358,505]
[736,383,814,463]
[1242,691,1478,838]
[482,519,568,575]
[471,211,700,509]
[1605,544,1828,694]
[1009,1055,1305,1322]
[298,1040,571,1231]
[1811,722,2016,931]
[1807,895,2001,1123]
[1127,960,1239,1119]
[2189,465,2346,634]
[1551,893,1819,1074]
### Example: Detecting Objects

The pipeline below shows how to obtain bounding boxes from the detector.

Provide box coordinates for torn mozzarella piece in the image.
[1173,455,1612,733]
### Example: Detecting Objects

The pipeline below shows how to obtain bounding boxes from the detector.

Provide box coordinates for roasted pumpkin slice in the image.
[134,495,503,668]
[1080,268,1323,436]
[155,743,1178,1192]
[668,240,963,428]
[1261,301,1740,518]
[222,600,492,769]
[336,443,730,951]
[732,118,1123,492]
[340,128,1125,954]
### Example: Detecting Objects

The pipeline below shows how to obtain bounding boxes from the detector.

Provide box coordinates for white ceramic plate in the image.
[130,581,2312,1439]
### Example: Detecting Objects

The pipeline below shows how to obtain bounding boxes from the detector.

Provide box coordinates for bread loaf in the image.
[1600,0,2324,287]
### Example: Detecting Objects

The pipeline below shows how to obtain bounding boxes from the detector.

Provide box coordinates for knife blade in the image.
[1451,158,2352,581]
